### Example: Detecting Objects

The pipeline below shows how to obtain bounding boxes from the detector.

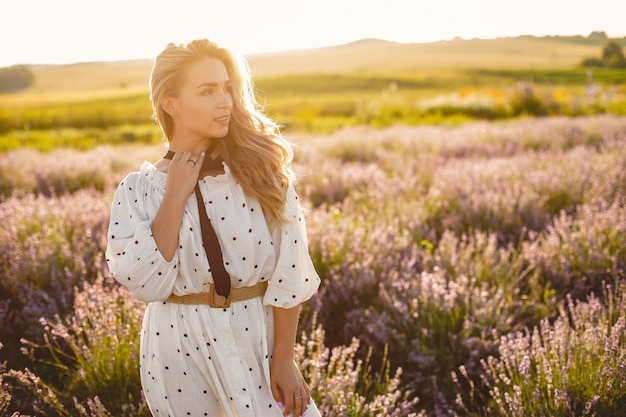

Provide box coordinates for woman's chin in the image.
[208,127,229,139]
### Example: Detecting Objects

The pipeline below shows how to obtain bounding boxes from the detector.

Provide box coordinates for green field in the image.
[1,66,625,150]
[1,34,625,149]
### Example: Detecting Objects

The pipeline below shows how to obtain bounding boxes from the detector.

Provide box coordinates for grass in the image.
[2,33,624,135]
[2,67,625,141]
[0,124,162,153]
[470,67,626,84]
[0,93,153,133]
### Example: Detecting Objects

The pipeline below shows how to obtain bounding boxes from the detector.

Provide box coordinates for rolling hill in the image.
[248,36,612,76]
[6,34,624,102]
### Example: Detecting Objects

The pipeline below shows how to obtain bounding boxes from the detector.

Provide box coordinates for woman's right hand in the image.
[164,151,205,202]
[152,151,205,261]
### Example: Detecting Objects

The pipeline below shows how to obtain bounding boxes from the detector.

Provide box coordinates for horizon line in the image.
[3,31,625,68]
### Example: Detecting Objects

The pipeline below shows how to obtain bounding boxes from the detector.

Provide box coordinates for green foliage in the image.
[472,68,626,84]
[256,70,626,131]
[606,99,626,114]
[256,73,430,94]
[0,345,10,415]
[582,41,626,68]
[603,42,626,67]
[0,65,34,92]
[0,93,153,133]
[15,278,150,416]
[3,68,625,138]
[0,123,162,153]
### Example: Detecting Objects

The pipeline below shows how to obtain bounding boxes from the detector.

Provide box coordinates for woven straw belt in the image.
[165,281,268,308]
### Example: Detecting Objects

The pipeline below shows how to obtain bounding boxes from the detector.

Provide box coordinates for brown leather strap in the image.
[165,281,268,307]
[194,181,231,298]
[163,149,231,298]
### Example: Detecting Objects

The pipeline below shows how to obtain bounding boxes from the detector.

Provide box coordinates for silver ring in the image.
[188,159,197,165]
[295,395,302,399]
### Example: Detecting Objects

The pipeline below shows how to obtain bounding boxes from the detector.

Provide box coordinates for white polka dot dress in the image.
[106,161,321,417]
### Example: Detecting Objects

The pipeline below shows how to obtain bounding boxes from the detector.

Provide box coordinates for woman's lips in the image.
[215,115,230,125]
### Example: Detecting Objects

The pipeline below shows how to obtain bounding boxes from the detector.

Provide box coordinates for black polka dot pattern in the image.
[105,163,321,416]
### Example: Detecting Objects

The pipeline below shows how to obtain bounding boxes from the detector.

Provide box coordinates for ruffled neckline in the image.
[139,160,233,187]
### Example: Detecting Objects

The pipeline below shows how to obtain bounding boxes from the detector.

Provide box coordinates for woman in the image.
[106,39,321,417]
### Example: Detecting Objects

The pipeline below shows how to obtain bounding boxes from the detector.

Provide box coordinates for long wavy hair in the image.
[149,39,294,224]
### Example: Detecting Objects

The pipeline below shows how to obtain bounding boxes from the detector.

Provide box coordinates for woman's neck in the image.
[168,137,220,158]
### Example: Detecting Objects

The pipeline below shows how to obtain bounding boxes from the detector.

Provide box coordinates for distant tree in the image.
[602,41,626,67]
[0,65,35,92]
[587,31,608,41]
[581,41,626,68]
[581,57,604,68]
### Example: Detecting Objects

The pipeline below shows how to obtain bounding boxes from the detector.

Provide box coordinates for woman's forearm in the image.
[151,194,186,261]
[272,305,301,362]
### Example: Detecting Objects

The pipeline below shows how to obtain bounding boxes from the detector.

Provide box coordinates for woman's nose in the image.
[218,91,232,108]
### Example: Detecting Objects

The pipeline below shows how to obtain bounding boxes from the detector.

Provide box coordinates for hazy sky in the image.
[2,0,624,66]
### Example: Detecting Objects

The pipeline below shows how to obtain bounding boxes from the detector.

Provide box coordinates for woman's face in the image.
[167,57,233,141]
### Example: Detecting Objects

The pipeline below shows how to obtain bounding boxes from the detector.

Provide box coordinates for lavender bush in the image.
[3,277,149,416]
[4,278,418,416]
[296,115,626,413]
[524,199,626,301]
[0,145,166,197]
[462,284,626,416]
[1,115,625,415]
[297,316,422,416]
[0,189,110,374]
[0,343,10,415]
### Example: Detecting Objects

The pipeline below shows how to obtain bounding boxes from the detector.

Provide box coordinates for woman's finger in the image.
[282,394,294,417]
[194,152,205,172]
[179,151,196,166]
[294,393,306,417]
[170,151,203,175]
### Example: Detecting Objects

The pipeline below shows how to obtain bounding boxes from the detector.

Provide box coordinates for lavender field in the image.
[1,115,625,416]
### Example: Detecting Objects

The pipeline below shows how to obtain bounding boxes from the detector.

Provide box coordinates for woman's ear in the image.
[161,96,177,116]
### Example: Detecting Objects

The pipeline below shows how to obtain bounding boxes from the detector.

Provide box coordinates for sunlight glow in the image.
[3,0,625,66]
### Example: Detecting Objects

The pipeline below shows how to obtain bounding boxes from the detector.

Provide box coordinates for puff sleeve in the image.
[106,172,180,302]
[264,184,321,308]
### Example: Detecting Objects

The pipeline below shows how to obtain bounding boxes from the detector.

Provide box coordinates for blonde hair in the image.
[150,39,294,224]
